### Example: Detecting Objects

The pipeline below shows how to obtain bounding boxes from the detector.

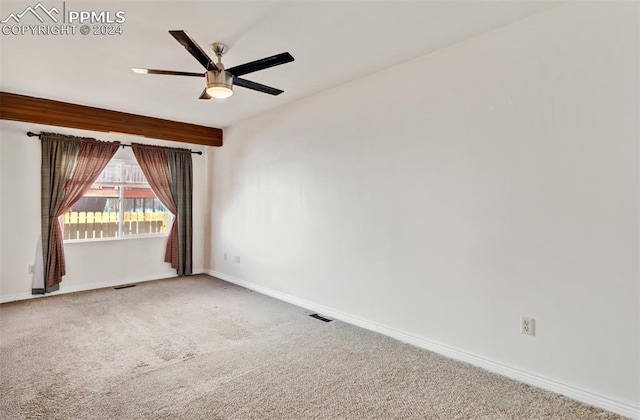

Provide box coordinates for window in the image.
[62,160,171,240]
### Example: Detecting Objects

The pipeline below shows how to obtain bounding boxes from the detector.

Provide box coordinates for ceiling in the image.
[0,1,560,129]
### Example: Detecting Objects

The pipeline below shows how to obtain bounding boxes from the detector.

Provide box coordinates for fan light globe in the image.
[206,70,234,99]
[206,86,233,99]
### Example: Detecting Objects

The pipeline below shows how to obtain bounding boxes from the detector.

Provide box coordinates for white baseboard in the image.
[206,269,639,419]
[0,268,204,304]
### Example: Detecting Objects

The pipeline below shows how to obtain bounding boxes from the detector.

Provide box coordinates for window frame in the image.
[62,158,172,243]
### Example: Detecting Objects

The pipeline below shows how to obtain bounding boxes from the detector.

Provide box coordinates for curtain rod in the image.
[26,132,203,155]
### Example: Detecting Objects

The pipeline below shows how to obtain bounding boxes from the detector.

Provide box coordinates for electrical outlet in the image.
[521,317,535,336]
[224,253,227,261]
[28,264,35,274]
[234,256,240,264]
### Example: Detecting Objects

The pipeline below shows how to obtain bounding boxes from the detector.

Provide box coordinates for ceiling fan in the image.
[132,30,294,99]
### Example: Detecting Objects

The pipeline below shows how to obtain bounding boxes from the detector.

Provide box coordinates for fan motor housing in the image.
[206,70,234,97]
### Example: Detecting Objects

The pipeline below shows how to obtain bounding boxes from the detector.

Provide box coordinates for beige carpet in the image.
[0,275,624,419]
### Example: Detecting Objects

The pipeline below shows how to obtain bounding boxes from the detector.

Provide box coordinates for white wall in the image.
[208,2,639,414]
[0,120,208,301]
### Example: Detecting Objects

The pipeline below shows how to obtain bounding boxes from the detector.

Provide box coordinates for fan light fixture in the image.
[205,70,233,99]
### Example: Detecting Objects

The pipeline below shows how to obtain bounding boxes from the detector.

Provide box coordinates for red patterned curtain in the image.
[39,134,120,293]
[131,144,180,269]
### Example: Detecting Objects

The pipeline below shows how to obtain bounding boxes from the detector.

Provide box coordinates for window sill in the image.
[64,234,169,244]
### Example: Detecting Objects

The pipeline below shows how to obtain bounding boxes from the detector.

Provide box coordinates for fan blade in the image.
[132,68,204,77]
[199,89,212,100]
[168,30,218,71]
[227,52,294,77]
[234,78,284,96]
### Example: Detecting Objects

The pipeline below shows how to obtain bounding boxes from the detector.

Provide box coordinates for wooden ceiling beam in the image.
[0,91,223,147]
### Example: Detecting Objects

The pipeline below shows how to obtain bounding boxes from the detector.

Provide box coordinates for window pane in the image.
[62,160,170,240]
[121,185,169,236]
[63,199,119,240]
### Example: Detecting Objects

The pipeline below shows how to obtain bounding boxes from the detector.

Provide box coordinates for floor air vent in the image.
[114,284,136,290]
[309,313,333,323]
